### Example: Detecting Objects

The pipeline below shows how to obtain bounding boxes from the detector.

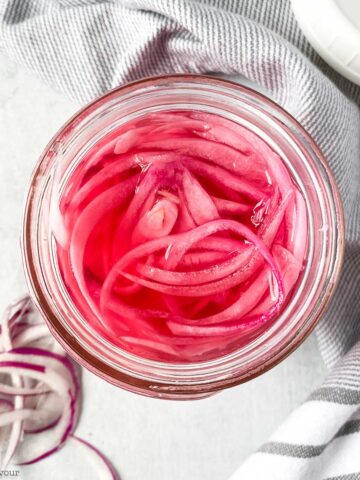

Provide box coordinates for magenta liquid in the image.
[55,110,307,363]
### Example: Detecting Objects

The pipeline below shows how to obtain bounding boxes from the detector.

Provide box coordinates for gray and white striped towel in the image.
[1,1,360,478]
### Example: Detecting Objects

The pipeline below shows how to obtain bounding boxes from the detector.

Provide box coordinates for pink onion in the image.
[54,110,307,362]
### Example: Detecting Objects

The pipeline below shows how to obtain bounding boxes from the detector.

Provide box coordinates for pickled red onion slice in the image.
[54,110,308,363]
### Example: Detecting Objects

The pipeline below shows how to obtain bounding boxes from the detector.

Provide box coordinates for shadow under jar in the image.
[22,75,344,400]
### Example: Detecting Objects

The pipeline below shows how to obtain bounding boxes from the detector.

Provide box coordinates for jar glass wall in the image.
[22,75,344,399]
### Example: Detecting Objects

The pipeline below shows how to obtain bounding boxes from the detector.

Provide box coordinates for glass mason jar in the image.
[22,75,344,400]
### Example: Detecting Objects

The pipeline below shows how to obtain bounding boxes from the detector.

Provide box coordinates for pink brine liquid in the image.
[55,110,308,363]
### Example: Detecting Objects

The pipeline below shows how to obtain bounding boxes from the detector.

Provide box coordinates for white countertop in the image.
[0,54,327,480]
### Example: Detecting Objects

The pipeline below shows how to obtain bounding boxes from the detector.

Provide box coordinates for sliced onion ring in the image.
[0,297,119,479]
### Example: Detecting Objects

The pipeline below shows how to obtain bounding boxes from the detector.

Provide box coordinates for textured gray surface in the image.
[0,54,327,480]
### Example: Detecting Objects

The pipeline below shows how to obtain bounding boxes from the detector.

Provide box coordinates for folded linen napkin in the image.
[1,1,360,478]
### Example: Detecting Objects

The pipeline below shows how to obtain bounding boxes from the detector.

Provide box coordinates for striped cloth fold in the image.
[0,1,359,479]
[231,343,360,480]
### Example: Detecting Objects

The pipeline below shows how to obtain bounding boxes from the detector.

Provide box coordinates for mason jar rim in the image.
[22,75,344,399]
